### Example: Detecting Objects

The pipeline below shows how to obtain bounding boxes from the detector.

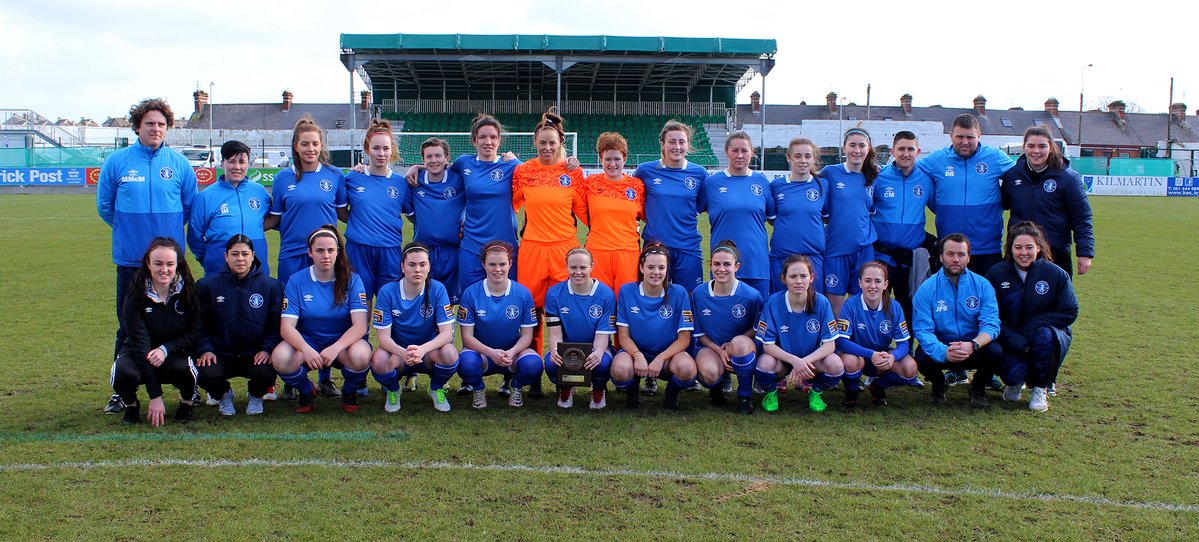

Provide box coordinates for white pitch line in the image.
[0,457,1194,514]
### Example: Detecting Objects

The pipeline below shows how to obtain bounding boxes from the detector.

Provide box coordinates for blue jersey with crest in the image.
[406,169,466,247]
[269,164,347,258]
[821,164,877,257]
[451,155,519,253]
[691,280,764,345]
[544,279,617,344]
[281,267,368,347]
[344,169,408,248]
[756,291,839,357]
[701,170,775,280]
[836,294,910,352]
[373,279,454,347]
[768,175,828,258]
[457,279,537,350]
[634,159,708,255]
[616,282,694,355]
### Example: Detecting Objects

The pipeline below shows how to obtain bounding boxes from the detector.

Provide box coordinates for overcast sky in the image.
[2,0,1194,122]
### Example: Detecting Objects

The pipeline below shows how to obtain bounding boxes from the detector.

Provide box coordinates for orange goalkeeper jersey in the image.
[581,173,645,251]
[512,159,587,243]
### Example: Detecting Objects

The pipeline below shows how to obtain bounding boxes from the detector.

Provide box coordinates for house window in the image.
[1001,118,1013,127]
[1033,119,1044,126]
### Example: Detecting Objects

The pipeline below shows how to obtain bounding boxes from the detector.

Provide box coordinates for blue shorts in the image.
[277,254,314,284]
[823,247,875,296]
[426,243,460,304]
[770,254,824,294]
[669,248,704,289]
[346,241,404,299]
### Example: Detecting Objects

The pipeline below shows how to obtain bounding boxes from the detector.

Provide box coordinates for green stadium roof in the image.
[340,33,777,106]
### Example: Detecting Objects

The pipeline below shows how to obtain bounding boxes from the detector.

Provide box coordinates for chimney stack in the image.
[900,93,913,114]
[360,90,372,111]
[1169,103,1187,122]
[973,95,986,116]
[1107,100,1126,120]
[750,91,761,113]
[1044,97,1060,116]
[282,90,294,112]
[826,92,838,113]
[193,90,209,115]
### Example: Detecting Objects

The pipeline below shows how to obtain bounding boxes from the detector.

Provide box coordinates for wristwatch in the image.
[971,340,981,352]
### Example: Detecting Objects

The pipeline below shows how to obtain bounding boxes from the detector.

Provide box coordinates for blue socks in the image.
[754,368,778,393]
[430,359,459,391]
[813,371,843,393]
[318,367,332,383]
[279,366,314,395]
[340,366,368,395]
[730,353,757,398]
[842,369,863,392]
[877,371,920,389]
[371,367,400,393]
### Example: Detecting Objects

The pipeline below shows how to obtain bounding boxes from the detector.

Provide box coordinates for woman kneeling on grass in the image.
[835,261,921,409]
[610,243,697,410]
[542,247,616,410]
[370,242,459,413]
[691,240,764,415]
[195,235,283,416]
[112,237,203,426]
[271,226,372,413]
[455,241,542,409]
[754,254,843,413]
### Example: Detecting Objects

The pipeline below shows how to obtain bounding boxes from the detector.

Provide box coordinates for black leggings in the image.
[197,354,277,399]
[112,352,197,404]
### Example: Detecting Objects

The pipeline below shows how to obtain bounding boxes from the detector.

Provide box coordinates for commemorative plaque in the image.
[556,342,593,387]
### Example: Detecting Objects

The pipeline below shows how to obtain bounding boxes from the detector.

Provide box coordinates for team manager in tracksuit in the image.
[1001,125,1095,277]
[918,113,1015,275]
[97,98,197,414]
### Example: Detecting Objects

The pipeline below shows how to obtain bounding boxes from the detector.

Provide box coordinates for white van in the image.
[181,147,217,167]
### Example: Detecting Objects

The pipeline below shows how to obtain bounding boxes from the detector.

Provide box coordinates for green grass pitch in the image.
[0,195,1195,540]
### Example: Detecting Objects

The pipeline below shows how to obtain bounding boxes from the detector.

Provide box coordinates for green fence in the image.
[0,146,114,167]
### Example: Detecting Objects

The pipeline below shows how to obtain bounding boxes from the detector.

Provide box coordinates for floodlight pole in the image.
[1078,63,1092,148]
[208,82,214,166]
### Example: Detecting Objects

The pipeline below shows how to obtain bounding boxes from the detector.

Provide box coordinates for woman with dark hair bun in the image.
[111,237,203,426]
[195,235,283,416]
[270,226,372,414]
[821,128,881,318]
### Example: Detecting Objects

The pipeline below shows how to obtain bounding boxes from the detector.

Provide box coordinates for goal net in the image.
[394,132,578,166]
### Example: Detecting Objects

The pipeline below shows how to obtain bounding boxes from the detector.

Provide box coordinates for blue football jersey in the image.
[691,280,764,345]
[756,291,839,357]
[768,176,828,258]
[701,170,775,280]
[373,279,455,347]
[635,159,708,255]
[344,169,408,248]
[821,164,878,257]
[281,267,368,347]
[269,164,348,258]
[836,294,910,352]
[457,279,538,350]
[544,279,617,344]
[616,282,694,355]
[452,155,519,253]
[407,169,466,247]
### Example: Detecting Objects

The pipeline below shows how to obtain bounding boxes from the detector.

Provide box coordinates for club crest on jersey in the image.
[1035,281,1050,295]
[825,274,839,288]
[866,186,874,198]
[806,188,820,201]
[625,188,637,200]
[806,319,819,333]
[248,197,261,210]
[975,163,989,174]
[387,186,400,199]
[505,305,519,319]
[965,296,980,309]
[1043,180,1057,193]
[173,300,185,314]
[879,319,892,334]
[249,293,264,309]
[159,167,174,180]
[936,299,948,313]
[659,305,674,319]
[883,187,896,199]
[420,304,434,318]
[913,185,925,198]
[944,166,956,177]
[320,179,333,192]
[490,170,504,181]
[589,304,603,319]
[750,184,764,196]
[444,187,456,199]
[732,304,747,319]
[684,177,698,190]
[558,175,572,187]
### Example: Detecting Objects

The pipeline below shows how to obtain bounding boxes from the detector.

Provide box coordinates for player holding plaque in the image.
[543,248,615,409]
